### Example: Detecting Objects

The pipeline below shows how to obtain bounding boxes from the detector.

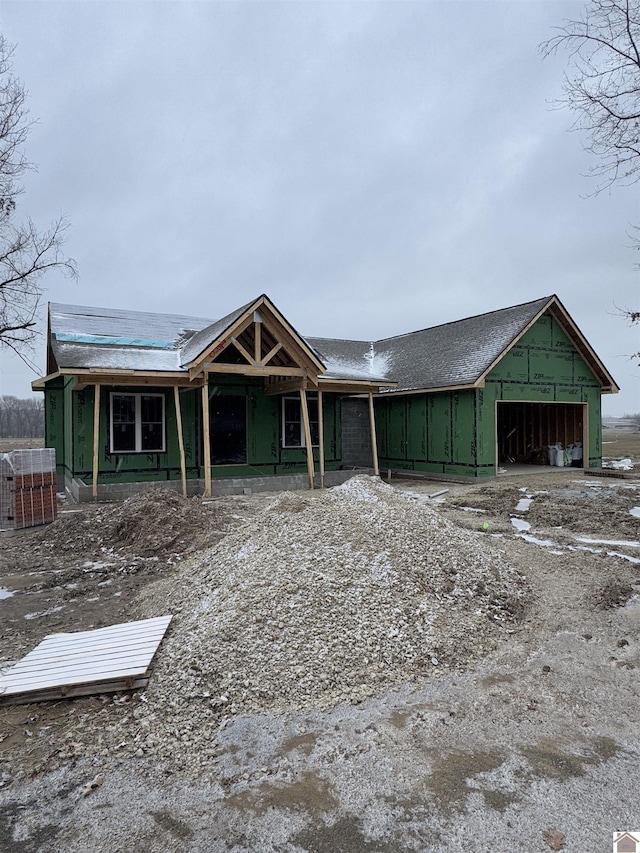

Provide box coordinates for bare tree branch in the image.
[542,1,640,352]
[541,0,640,191]
[0,34,77,354]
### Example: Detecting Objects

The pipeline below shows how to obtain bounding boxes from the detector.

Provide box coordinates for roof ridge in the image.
[375,295,554,345]
[305,335,373,345]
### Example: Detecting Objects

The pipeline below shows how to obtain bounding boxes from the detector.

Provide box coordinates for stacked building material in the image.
[0,449,57,530]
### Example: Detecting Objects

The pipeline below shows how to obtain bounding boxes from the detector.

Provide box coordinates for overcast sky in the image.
[0,0,638,416]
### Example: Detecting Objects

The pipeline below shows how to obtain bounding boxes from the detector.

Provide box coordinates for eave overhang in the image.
[32,367,203,392]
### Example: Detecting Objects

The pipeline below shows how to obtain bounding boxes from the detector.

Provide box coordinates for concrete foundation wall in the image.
[66,469,365,503]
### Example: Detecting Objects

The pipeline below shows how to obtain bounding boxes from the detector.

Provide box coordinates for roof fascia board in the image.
[378,382,480,397]
[317,379,397,394]
[50,367,202,388]
[46,304,58,376]
[259,296,326,373]
[546,298,620,392]
[186,299,262,374]
[31,370,61,391]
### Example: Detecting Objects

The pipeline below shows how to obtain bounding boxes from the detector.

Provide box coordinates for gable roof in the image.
[311,295,618,393]
[376,295,555,391]
[181,294,326,378]
[40,294,618,395]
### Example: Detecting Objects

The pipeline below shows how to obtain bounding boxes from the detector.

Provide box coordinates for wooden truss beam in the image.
[254,312,262,362]
[203,363,309,378]
[262,341,283,366]
[231,336,255,365]
[264,378,306,396]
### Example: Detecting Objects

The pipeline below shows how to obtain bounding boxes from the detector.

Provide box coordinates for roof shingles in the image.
[45,295,615,392]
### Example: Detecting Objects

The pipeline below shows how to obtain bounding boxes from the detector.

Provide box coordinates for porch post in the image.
[202,382,212,497]
[368,392,380,476]
[174,386,187,498]
[300,388,315,489]
[317,390,325,488]
[92,383,101,500]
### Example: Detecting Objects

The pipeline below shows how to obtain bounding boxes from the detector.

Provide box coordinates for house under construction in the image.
[32,294,618,500]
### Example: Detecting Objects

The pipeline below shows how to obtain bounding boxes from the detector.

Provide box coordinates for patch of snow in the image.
[517,534,558,547]
[574,536,639,548]
[629,507,640,519]
[515,498,533,512]
[568,545,602,555]
[82,561,114,570]
[461,507,487,514]
[24,605,64,620]
[0,588,15,600]
[603,458,634,470]
[323,347,391,381]
[366,345,391,378]
[510,518,531,532]
[606,551,640,564]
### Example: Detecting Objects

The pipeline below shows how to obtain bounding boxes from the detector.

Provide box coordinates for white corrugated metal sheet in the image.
[0,615,172,703]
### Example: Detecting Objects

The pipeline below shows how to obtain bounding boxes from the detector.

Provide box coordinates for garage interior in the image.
[497,402,585,467]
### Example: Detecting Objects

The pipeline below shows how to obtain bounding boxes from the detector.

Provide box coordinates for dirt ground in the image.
[1,433,640,852]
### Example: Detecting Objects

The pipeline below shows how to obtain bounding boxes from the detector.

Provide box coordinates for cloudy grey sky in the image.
[0,0,638,416]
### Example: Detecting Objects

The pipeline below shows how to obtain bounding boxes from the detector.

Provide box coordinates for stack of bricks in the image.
[0,448,58,531]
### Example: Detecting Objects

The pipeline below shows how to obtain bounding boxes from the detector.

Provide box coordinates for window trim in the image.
[281,394,319,449]
[109,392,166,454]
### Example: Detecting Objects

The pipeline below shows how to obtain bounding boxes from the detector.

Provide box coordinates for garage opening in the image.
[497,402,585,467]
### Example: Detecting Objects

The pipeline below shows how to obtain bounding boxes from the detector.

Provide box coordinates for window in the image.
[110,393,165,453]
[282,394,319,448]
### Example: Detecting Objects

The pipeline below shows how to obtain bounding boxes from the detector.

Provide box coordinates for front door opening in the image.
[209,395,247,465]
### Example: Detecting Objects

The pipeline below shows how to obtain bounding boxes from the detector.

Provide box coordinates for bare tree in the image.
[0,395,44,437]
[542,1,640,353]
[541,0,640,192]
[0,35,77,363]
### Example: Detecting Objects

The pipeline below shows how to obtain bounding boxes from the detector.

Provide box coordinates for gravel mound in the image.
[142,476,527,719]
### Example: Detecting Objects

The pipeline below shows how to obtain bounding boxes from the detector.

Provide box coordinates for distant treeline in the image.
[0,396,44,438]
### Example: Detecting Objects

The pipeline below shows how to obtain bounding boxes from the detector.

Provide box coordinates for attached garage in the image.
[325,294,617,479]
